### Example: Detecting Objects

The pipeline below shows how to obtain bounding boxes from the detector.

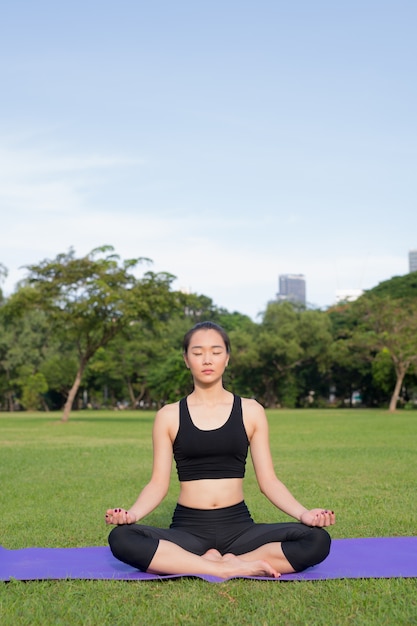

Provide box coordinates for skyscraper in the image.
[277,274,306,306]
[409,250,417,273]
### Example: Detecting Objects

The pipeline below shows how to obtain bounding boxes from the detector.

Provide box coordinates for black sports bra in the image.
[173,395,249,481]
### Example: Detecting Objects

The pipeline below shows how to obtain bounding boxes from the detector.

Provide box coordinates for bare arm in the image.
[246,400,335,527]
[105,404,176,525]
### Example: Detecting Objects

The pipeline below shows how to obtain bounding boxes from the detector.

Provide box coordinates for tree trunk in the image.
[61,363,85,422]
[126,379,136,408]
[126,380,146,408]
[134,384,146,408]
[389,364,408,412]
[7,390,14,412]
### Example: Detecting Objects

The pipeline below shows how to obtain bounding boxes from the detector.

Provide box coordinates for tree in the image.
[327,272,417,409]
[235,302,333,407]
[345,273,417,411]
[19,370,49,410]
[86,322,158,409]
[327,303,375,407]
[6,246,175,421]
[367,272,417,299]
[356,295,417,411]
[0,308,53,411]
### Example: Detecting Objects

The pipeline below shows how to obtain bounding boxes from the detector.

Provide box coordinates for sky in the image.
[1,1,416,320]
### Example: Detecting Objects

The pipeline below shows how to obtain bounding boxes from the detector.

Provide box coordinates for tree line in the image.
[1,246,416,421]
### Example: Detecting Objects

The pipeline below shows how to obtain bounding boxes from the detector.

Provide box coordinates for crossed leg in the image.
[147,540,281,579]
[230,542,296,574]
[109,519,330,578]
[201,544,294,572]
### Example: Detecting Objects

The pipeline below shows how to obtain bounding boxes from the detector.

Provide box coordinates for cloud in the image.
[0,140,411,320]
[0,147,142,177]
[0,142,144,214]
[1,194,409,319]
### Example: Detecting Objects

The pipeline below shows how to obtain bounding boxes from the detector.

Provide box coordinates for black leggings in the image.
[108,501,331,572]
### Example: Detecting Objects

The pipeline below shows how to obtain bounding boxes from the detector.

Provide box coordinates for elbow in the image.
[153,479,170,500]
[258,481,270,498]
[256,473,277,498]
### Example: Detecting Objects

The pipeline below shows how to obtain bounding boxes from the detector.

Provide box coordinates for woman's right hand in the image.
[105,508,136,525]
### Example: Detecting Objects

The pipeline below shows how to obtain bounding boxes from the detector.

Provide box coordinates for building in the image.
[335,289,363,304]
[409,250,417,273]
[277,274,306,306]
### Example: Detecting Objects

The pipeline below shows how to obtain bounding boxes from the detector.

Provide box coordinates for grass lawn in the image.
[1,408,416,625]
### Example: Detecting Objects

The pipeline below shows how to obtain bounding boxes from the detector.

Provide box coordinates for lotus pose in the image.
[106,321,335,579]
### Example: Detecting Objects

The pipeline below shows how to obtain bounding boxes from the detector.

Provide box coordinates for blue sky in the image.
[1,1,416,319]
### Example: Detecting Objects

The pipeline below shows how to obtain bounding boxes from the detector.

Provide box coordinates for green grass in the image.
[1,409,417,625]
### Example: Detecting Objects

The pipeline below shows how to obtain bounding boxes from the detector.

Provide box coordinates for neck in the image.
[190,381,230,404]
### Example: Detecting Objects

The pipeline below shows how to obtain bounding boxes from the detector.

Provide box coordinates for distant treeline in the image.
[1,247,417,421]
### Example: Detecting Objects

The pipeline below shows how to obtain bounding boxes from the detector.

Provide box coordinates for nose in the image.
[202,353,212,364]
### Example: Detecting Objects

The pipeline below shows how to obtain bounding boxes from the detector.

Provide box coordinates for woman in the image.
[106,321,335,579]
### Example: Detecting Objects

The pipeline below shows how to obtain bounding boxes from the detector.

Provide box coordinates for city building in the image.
[409,250,417,273]
[276,274,306,306]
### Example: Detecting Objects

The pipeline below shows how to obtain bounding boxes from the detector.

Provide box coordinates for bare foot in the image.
[218,555,280,579]
[221,553,236,561]
[201,549,223,562]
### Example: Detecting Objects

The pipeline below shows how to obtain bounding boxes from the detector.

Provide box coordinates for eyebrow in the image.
[190,344,224,350]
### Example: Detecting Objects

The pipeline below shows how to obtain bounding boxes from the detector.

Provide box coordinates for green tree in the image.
[236,302,333,407]
[356,295,417,411]
[6,246,175,421]
[20,370,49,410]
[87,322,157,409]
[368,272,417,299]
[0,308,52,411]
[327,303,374,407]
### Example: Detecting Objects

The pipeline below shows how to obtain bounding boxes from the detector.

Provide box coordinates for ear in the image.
[183,353,190,369]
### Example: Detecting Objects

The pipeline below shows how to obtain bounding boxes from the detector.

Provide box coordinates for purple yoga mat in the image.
[1,537,416,582]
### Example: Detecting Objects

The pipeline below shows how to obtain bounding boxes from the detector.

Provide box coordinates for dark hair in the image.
[182,321,231,354]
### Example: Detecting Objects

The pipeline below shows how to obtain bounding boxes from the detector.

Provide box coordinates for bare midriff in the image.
[177,478,245,509]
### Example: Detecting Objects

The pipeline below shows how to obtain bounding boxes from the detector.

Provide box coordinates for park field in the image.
[1,408,416,625]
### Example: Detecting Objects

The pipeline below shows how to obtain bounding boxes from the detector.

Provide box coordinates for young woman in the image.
[106,321,335,579]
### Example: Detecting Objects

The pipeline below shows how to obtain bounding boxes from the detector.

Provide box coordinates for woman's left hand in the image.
[300,509,335,527]
[105,508,136,525]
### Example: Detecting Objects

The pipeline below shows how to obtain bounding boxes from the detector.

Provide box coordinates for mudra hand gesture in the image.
[300,509,335,527]
[105,508,136,525]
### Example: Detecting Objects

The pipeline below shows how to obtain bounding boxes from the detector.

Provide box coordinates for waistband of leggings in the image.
[171,501,253,526]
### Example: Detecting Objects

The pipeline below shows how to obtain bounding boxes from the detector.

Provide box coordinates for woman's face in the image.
[183,329,229,383]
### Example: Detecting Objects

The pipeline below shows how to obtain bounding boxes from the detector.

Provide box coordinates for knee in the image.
[309,527,331,565]
[108,524,159,571]
[283,526,331,572]
[108,525,132,559]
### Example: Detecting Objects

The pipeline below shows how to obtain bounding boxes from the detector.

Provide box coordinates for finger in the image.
[321,511,335,527]
[117,509,128,524]
[105,508,121,525]
[312,511,327,527]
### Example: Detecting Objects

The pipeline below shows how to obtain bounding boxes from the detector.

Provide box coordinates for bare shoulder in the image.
[153,401,180,440]
[156,401,180,418]
[241,397,266,417]
[241,397,268,437]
